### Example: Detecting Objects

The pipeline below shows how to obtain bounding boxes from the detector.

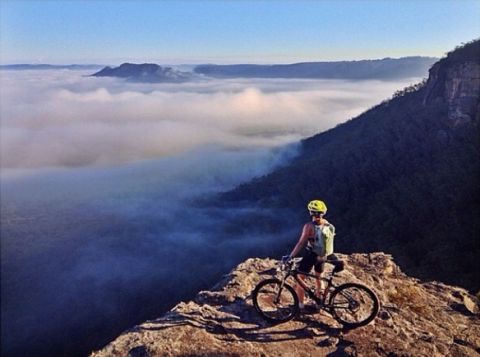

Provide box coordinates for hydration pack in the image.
[308,223,335,256]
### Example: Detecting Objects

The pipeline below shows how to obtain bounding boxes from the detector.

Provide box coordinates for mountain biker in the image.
[282,199,340,310]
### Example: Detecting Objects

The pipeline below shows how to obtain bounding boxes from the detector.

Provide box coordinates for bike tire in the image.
[329,283,380,328]
[252,278,299,323]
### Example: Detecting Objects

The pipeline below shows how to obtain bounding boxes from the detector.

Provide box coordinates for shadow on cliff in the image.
[136,296,356,348]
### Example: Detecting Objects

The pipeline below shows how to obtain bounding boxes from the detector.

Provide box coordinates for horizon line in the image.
[0,55,439,68]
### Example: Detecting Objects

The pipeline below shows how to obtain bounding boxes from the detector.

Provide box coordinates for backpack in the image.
[309,222,335,256]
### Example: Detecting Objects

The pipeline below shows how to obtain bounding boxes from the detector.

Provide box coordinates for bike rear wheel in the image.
[329,283,379,328]
[252,278,299,323]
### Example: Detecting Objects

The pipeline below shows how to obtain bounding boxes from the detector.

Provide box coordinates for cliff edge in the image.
[423,39,480,125]
[91,253,479,356]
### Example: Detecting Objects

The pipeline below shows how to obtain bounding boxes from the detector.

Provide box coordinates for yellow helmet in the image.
[307,200,327,214]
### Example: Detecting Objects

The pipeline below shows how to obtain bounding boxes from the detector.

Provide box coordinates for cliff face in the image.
[91,253,479,356]
[423,41,480,125]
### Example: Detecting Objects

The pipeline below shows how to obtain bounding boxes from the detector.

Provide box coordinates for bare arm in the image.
[289,223,314,258]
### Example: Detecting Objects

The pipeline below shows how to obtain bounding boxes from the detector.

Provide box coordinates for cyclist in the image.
[282,199,339,310]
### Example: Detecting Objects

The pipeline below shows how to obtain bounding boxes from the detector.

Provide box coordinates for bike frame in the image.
[280,264,338,308]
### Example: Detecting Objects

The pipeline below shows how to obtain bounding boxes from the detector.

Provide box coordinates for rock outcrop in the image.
[423,39,480,125]
[91,253,479,356]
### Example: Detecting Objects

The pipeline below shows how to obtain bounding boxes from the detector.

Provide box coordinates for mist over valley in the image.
[0,68,423,356]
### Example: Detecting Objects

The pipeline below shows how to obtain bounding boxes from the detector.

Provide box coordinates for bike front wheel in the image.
[252,278,299,323]
[329,283,379,328]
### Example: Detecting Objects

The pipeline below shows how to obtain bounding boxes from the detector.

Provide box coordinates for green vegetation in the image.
[442,38,480,63]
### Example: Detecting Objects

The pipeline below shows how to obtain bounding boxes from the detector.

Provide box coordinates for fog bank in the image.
[0,69,421,356]
[0,70,421,169]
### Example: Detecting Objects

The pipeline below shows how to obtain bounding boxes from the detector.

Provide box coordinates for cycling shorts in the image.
[298,249,325,273]
[298,251,342,274]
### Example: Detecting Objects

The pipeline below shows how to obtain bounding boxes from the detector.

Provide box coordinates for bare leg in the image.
[296,275,306,306]
[315,271,324,298]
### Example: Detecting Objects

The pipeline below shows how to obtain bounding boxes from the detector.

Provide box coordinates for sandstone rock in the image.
[423,56,480,126]
[462,294,479,315]
[90,253,480,357]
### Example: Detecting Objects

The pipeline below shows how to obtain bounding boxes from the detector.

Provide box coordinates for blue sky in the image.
[1,0,479,64]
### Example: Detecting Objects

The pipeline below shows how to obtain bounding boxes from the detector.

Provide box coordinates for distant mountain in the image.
[91,63,192,82]
[219,40,480,292]
[194,56,438,79]
[0,64,103,70]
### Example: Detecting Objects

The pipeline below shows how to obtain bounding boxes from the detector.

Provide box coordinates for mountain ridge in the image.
[194,56,437,79]
[0,64,104,70]
[88,56,437,82]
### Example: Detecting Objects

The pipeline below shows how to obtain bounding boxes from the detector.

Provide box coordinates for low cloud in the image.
[0,70,421,169]
[1,69,421,356]
[1,145,297,356]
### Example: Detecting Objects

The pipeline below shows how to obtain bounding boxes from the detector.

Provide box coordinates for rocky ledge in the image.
[91,253,479,357]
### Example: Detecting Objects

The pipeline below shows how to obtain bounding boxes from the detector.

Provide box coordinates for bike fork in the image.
[275,280,286,303]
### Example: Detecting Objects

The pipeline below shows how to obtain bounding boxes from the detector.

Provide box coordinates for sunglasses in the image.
[309,211,325,217]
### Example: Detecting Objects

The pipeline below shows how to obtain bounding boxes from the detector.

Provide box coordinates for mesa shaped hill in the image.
[220,40,480,292]
[91,254,480,356]
[92,63,191,82]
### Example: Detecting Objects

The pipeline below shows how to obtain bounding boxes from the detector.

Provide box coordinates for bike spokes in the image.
[330,284,379,328]
[253,279,299,323]
[258,285,294,318]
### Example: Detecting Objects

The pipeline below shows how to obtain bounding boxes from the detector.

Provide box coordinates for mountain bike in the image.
[252,257,379,328]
